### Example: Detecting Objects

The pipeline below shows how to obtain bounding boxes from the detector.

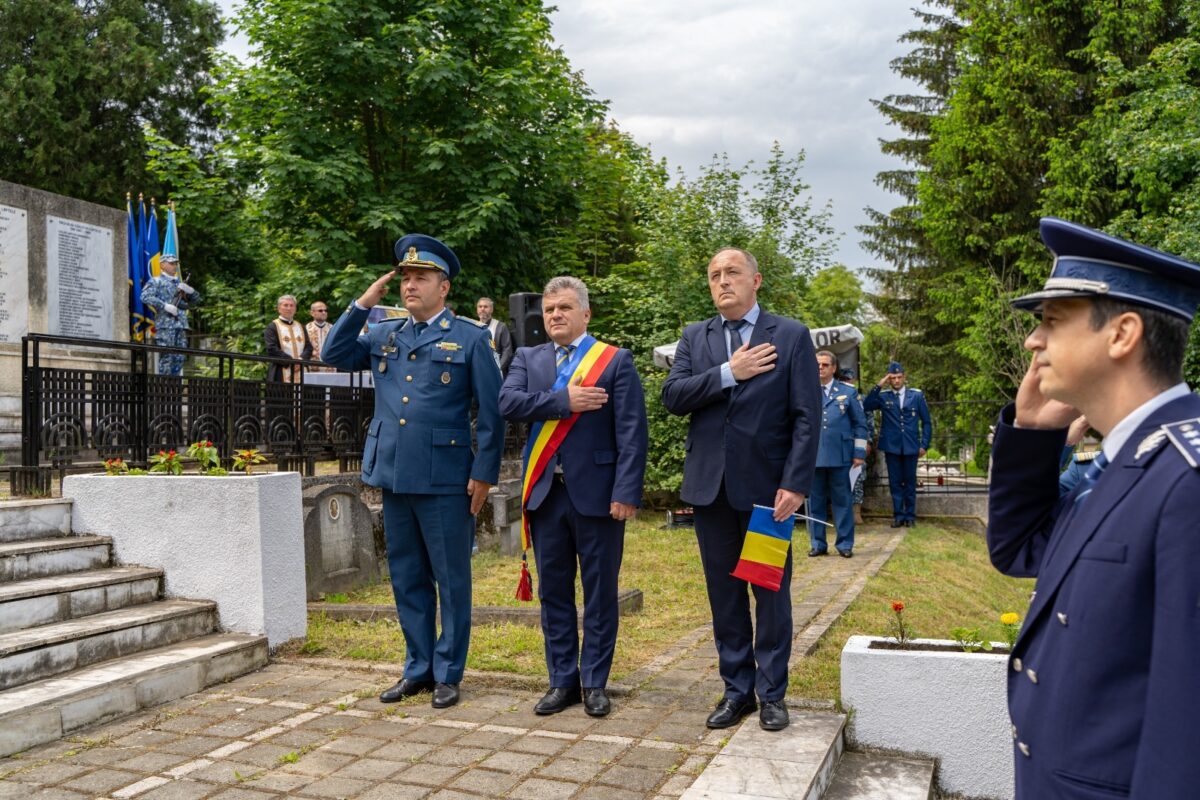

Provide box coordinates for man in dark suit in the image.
[499,276,647,718]
[661,247,821,732]
[863,362,932,527]
[322,234,503,711]
[477,296,515,374]
[989,217,1200,798]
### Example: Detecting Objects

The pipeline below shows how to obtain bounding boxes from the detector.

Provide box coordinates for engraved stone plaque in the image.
[46,215,114,339]
[0,204,28,343]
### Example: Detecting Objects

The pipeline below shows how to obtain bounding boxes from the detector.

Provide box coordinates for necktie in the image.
[725,319,744,355]
[556,345,575,379]
[1073,451,1109,506]
[413,321,427,336]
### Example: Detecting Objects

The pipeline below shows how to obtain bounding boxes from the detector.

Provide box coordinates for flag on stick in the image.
[144,197,161,279]
[730,505,794,591]
[162,200,179,263]
[126,193,150,341]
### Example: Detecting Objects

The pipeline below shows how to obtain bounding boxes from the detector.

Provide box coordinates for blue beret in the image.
[1012,218,1200,320]
[394,233,461,280]
[888,361,904,374]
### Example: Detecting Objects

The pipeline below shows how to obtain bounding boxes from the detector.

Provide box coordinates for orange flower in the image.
[891,601,905,614]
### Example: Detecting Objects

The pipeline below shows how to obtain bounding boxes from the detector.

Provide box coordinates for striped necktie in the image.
[556,345,574,378]
[724,319,744,354]
[1073,451,1109,506]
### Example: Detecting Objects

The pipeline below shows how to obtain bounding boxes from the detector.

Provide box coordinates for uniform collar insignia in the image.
[1133,431,1166,461]
[439,317,450,329]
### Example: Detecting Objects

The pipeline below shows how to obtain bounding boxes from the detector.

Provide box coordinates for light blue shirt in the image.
[1102,382,1192,461]
[719,303,761,389]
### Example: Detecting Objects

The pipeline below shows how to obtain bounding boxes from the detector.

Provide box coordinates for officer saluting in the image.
[863,362,932,527]
[322,234,503,710]
[989,218,1200,798]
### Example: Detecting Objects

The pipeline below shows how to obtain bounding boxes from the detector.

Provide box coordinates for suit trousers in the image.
[381,490,473,684]
[530,475,625,689]
[884,452,919,522]
[694,483,793,703]
[808,466,855,553]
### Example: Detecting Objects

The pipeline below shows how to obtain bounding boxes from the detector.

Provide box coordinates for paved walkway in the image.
[0,527,904,800]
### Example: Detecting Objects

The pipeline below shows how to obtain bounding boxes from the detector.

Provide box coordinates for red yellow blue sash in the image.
[520,337,619,550]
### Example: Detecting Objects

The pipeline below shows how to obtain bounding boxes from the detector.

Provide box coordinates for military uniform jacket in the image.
[988,395,1200,798]
[863,385,932,454]
[140,274,200,331]
[321,304,503,495]
[816,380,868,469]
[661,311,822,510]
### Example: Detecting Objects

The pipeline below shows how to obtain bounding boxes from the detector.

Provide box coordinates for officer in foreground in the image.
[988,217,1200,798]
[322,234,503,710]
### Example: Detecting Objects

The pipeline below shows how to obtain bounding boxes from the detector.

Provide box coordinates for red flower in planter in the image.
[891,600,905,614]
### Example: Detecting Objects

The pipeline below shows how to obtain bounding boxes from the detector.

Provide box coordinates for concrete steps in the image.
[682,710,934,800]
[0,565,163,634]
[0,496,269,756]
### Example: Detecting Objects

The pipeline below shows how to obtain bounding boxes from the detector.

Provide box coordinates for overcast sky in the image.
[217,1,923,271]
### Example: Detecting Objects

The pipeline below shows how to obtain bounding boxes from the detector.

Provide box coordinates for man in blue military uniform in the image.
[989,217,1200,798]
[139,253,200,375]
[808,351,868,558]
[863,362,932,527]
[322,234,503,710]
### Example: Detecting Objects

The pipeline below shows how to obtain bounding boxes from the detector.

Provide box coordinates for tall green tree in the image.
[0,0,223,205]
[209,0,607,309]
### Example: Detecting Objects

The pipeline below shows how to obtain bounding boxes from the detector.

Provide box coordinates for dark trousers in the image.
[529,476,625,689]
[808,465,855,553]
[694,483,793,703]
[884,452,919,522]
[381,490,473,684]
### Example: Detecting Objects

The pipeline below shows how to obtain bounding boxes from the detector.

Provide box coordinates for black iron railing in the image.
[14,334,374,494]
[862,399,1001,494]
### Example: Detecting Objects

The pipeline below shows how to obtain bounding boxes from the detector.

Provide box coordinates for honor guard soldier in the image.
[808,351,868,558]
[989,217,1200,798]
[863,361,932,527]
[140,253,200,376]
[321,234,504,710]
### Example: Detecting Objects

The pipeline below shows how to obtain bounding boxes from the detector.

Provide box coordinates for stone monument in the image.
[0,180,128,460]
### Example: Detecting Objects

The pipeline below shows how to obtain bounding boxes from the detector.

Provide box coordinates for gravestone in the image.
[302,482,379,600]
[0,181,127,460]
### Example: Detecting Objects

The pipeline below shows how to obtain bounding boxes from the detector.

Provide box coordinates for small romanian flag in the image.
[730,505,793,591]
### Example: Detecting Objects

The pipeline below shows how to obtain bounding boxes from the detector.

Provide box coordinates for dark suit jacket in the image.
[491,321,515,374]
[499,342,648,517]
[661,310,821,509]
[264,319,313,382]
[988,394,1200,798]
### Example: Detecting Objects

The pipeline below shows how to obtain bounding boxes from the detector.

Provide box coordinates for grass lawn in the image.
[788,523,1034,704]
[290,516,719,681]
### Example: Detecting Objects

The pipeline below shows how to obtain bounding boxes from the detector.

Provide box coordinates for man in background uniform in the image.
[863,362,932,527]
[321,234,503,710]
[808,351,868,558]
[140,253,200,376]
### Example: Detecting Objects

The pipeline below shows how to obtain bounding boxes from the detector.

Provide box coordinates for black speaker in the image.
[508,292,546,348]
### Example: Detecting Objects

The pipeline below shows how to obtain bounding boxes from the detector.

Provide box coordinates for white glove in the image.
[164,303,179,317]
[178,282,195,295]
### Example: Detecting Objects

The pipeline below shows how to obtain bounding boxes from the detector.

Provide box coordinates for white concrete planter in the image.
[62,473,307,649]
[841,635,1013,800]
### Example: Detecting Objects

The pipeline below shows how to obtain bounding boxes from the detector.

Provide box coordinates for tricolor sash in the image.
[520,336,619,550]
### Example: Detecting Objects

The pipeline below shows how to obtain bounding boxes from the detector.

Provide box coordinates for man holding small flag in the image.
[500,276,647,718]
[662,247,821,732]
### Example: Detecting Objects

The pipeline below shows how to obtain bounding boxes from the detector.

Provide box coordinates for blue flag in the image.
[127,195,149,341]
[144,198,161,280]
[162,203,179,263]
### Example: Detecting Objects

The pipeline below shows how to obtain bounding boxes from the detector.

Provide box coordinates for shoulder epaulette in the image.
[879,387,895,394]
[457,316,487,328]
[1161,418,1200,468]
[909,388,923,394]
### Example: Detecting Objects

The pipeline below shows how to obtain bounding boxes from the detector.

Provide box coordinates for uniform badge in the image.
[378,361,387,374]
[441,371,451,385]
[437,342,462,351]
[1133,431,1166,461]
[1162,418,1200,468]
[439,317,450,329]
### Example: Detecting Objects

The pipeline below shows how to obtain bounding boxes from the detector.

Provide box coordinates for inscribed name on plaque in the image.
[46,215,114,340]
[0,204,29,343]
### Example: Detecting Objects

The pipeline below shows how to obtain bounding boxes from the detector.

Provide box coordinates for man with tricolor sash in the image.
[499,276,648,718]
[662,247,821,732]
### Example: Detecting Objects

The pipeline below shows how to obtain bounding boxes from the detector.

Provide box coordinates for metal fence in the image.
[13,334,373,495]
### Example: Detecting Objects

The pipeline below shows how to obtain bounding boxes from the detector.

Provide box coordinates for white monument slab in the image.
[0,204,28,343]
[46,215,114,340]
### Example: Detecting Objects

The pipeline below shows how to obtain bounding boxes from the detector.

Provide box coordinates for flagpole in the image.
[751,503,832,528]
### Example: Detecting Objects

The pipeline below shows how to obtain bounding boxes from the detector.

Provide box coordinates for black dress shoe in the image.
[891,519,904,528]
[583,687,611,717]
[706,698,757,729]
[380,678,434,703]
[431,682,460,708]
[534,687,582,715]
[905,519,915,527]
[838,549,853,558]
[808,548,828,557]
[759,699,790,731]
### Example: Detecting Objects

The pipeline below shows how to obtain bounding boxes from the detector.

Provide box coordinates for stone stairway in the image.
[0,497,269,757]
[681,709,935,799]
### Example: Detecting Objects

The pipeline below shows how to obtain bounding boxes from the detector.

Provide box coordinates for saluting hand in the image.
[730,342,777,381]
[357,270,397,309]
[1015,356,1079,430]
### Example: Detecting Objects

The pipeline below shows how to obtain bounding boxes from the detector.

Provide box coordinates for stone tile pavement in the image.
[0,527,904,800]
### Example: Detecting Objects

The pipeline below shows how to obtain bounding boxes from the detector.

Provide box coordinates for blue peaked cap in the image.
[394,233,461,280]
[1012,218,1200,320]
[888,361,904,374]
